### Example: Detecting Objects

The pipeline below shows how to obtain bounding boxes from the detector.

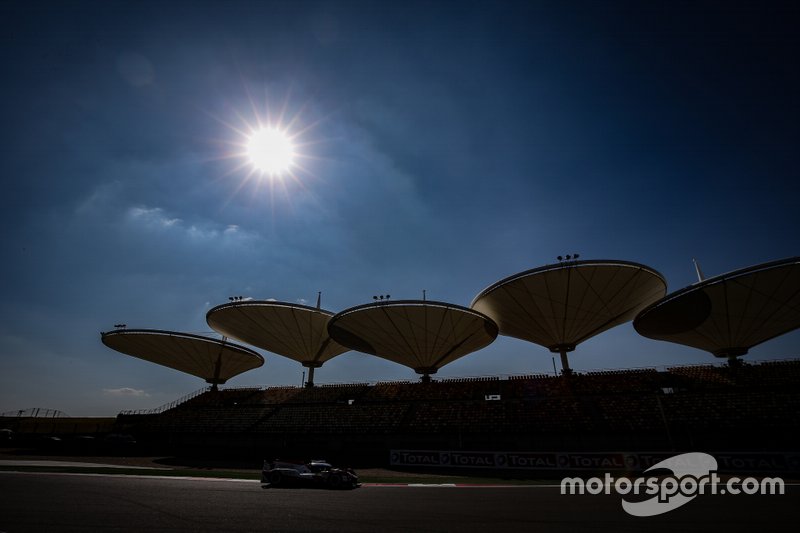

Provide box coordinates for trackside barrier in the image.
[389,450,800,474]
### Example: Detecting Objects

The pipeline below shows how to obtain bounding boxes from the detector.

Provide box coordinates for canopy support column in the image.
[211,337,225,391]
[552,345,575,376]
[560,349,573,376]
[416,366,437,383]
[304,362,323,388]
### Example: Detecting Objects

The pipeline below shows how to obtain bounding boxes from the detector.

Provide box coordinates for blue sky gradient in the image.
[1,1,798,415]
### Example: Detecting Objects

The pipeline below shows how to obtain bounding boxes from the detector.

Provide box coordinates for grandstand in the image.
[72,256,798,474]
[108,359,799,469]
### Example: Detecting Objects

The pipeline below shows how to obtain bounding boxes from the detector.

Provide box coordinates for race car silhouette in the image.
[261,459,359,489]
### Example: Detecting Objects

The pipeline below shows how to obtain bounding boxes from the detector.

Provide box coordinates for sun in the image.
[207,91,321,204]
[246,127,295,176]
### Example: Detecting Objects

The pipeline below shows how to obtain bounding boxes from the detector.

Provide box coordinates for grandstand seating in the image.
[114,359,800,459]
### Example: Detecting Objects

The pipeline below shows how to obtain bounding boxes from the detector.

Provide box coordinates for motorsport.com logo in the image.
[561,452,785,517]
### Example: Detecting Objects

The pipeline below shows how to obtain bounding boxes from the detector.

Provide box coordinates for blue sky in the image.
[1,1,798,416]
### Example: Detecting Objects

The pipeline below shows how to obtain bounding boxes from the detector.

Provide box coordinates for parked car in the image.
[262,459,359,489]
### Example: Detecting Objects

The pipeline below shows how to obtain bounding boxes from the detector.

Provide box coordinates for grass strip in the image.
[0,465,546,484]
[0,465,259,479]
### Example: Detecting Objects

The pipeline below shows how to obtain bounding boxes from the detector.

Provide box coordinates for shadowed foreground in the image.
[1,473,797,532]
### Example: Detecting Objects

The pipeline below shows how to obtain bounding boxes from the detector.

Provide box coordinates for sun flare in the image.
[247,127,295,175]
[209,92,320,204]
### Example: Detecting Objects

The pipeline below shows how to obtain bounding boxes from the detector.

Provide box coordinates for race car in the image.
[261,459,359,489]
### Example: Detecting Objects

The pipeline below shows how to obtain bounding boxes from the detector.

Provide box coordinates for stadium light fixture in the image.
[557,253,580,263]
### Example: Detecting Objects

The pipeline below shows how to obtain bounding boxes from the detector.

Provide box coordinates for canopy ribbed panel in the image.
[207,301,349,366]
[101,329,264,383]
[328,301,498,373]
[635,257,800,356]
[472,260,667,351]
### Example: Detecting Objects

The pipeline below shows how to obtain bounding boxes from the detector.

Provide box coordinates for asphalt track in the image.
[1,473,797,532]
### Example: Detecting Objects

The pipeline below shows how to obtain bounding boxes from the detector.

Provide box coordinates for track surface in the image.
[1,473,797,532]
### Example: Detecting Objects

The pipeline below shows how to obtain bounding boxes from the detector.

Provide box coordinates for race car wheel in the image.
[269,471,283,486]
[327,474,342,489]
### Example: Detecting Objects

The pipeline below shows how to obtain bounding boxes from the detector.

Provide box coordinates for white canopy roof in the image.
[101,329,264,384]
[472,260,667,353]
[634,257,800,358]
[207,300,349,368]
[328,300,498,375]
